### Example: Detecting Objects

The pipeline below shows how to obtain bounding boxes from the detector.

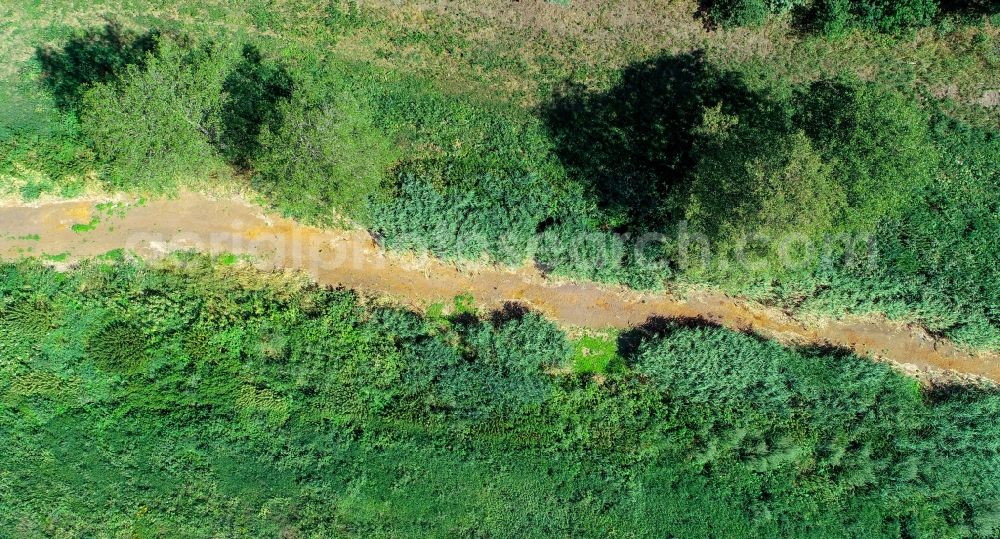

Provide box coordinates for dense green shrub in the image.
[436,310,569,418]
[808,0,855,35]
[853,0,939,32]
[630,323,999,536]
[370,172,565,264]
[675,75,936,280]
[253,89,398,224]
[708,0,773,27]
[80,37,234,190]
[793,116,1000,346]
[803,0,940,34]
[87,320,149,373]
[793,77,938,229]
[710,0,942,32]
[2,258,999,536]
[543,52,754,230]
[686,114,846,241]
[708,0,814,27]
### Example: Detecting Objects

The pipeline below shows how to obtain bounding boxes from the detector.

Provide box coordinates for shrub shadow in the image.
[36,21,159,112]
[219,44,294,168]
[541,51,766,232]
[488,302,532,327]
[938,0,1000,15]
[617,315,724,365]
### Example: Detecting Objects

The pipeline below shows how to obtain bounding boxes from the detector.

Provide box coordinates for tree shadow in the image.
[219,45,294,168]
[35,21,159,112]
[488,301,532,327]
[925,381,1000,403]
[541,51,766,232]
[937,0,1000,16]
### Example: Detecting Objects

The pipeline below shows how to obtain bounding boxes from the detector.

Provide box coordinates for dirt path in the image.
[2,193,998,383]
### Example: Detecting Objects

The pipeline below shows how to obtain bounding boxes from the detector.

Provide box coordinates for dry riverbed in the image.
[2,192,998,385]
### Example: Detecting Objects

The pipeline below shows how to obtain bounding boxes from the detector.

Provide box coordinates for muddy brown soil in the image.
[2,193,998,384]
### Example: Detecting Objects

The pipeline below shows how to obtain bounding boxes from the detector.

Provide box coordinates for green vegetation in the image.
[79,36,233,190]
[39,252,69,262]
[2,4,1000,533]
[2,1,997,350]
[70,216,100,233]
[2,258,999,536]
[685,76,936,242]
[254,86,398,224]
[570,333,621,374]
[707,0,996,33]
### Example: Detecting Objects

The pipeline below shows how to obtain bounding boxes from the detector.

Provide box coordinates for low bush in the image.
[853,0,939,32]
[369,172,563,264]
[708,0,773,27]
[711,0,942,33]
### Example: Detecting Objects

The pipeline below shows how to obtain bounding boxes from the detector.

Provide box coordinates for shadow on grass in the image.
[219,45,294,168]
[36,21,159,112]
[541,51,766,232]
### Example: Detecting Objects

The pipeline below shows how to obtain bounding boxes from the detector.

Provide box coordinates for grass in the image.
[216,252,240,265]
[571,333,620,374]
[70,216,99,233]
[41,251,69,261]
[97,248,125,261]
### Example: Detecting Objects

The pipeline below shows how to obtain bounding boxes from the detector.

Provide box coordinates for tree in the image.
[80,37,233,190]
[685,105,846,242]
[253,90,398,224]
[793,78,938,230]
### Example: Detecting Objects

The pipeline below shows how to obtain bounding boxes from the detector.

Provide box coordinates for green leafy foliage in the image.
[684,76,936,242]
[254,88,398,224]
[852,0,939,32]
[80,36,234,190]
[370,172,564,264]
[793,77,938,228]
[708,0,773,27]
[711,0,952,32]
[707,0,811,27]
[686,116,846,241]
[218,45,293,167]
[808,0,855,35]
[801,0,941,33]
[87,320,149,372]
[795,116,1000,346]
[18,17,1000,349]
[1,258,999,536]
